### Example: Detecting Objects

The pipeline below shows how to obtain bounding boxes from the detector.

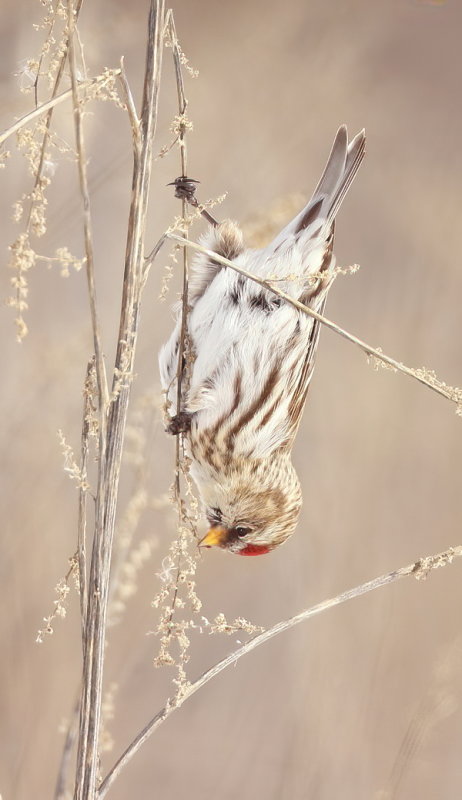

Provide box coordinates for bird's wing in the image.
[281,129,365,429]
[187,221,244,306]
[285,299,326,443]
[159,221,244,409]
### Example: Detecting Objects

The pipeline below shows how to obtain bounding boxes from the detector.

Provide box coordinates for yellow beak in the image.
[199,525,227,548]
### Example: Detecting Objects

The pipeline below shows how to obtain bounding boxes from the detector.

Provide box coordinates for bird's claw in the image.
[165,411,192,435]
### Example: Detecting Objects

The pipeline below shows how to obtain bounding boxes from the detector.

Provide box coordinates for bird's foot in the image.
[166,411,192,435]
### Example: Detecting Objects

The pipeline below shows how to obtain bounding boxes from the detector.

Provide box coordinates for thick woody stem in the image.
[73,2,165,798]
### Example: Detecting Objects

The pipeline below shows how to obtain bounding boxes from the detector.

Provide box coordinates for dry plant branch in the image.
[167,235,462,412]
[73,1,166,797]
[24,0,84,232]
[0,72,122,148]
[67,2,108,408]
[55,694,81,800]
[168,7,191,581]
[77,359,95,646]
[54,359,95,798]
[117,58,141,150]
[98,544,462,797]
[146,6,207,705]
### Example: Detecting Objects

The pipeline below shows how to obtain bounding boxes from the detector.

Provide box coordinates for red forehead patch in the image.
[239,543,271,556]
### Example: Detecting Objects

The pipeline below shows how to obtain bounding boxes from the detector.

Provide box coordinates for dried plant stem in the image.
[168,235,461,410]
[68,2,108,408]
[54,694,81,800]
[0,72,122,147]
[98,544,462,797]
[168,7,191,632]
[55,360,92,799]
[117,59,141,149]
[73,2,165,798]
[77,359,94,646]
[169,7,189,487]
[25,0,84,232]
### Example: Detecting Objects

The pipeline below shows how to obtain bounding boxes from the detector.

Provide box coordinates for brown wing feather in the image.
[286,237,334,436]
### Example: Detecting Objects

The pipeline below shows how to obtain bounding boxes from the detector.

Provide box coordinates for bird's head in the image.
[195,457,302,556]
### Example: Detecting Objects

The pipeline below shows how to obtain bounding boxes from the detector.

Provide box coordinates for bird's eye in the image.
[234,526,251,537]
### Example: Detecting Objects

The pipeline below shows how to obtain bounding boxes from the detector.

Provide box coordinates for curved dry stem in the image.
[167,235,462,411]
[0,72,122,147]
[68,3,108,409]
[24,0,84,232]
[98,544,462,798]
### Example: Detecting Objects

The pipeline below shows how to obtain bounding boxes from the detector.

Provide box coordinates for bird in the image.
[159,125,365,555]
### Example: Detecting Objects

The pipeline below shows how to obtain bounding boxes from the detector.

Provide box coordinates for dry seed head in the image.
[8,233,36,341]
[367,347,398,373]
[57,429,89,490]
[0,150,11,169]
[164,23,199,78]
[171,112,193,137]
[413,547,458,581]
[83,68,126,109]
[36,558,78,643]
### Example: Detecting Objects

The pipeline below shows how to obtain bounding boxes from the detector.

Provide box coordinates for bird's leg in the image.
[167,176,220,228]
[166,410,192,435]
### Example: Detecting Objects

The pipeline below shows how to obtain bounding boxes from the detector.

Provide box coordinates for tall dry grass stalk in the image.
[2,2,462,799]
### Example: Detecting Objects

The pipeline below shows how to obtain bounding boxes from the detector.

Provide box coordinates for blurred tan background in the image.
[2,0,462,798]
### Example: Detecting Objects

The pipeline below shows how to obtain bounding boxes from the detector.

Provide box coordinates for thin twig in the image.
[24,0,84,232]
[98,544,462,797]
[33,1,60,106]
[164,7,192,641]
[2,88,71,145]
[166,10,187,116]
[69,0,110,792]
[54,693,81,800]
[167,235,462,411]
[117,58,141,151]
[143,232,167,284]
[54,361,93,799]
[0,73,122,147]
[68,2,109,409]
[77,358,94,646]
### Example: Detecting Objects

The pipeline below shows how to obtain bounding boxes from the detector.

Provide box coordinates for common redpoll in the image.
[159,125,365,555]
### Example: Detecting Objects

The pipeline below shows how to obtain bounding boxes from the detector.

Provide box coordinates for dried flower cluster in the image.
[164,13,199,79]
[58,428,89,490]
[36,556,79,643]
[368,350,462,415]
[412,547,460,581]
[151,457,203,702]
[5,1,125,341]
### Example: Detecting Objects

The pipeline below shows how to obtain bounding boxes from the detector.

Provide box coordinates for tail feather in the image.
[310,124,349,212]
[326,127,365,224]
[270,126,366,246]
